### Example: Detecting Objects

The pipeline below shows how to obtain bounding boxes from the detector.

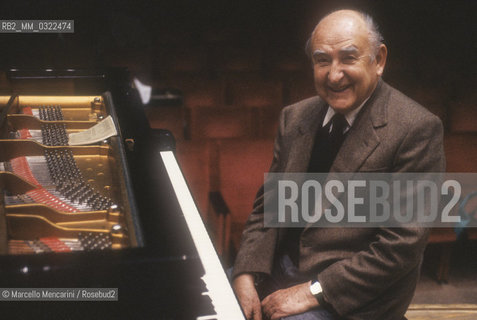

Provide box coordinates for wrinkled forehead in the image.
[311,13,370,51]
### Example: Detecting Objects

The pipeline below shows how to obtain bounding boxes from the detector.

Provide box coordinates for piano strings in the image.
[1,98,130,255]
[4,104,116,211]
[8,232,113,254]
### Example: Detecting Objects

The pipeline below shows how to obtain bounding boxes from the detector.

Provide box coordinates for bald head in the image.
[314,10,368,34]
[307,10,384,59]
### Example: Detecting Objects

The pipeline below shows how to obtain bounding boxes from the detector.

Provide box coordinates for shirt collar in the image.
[322,96,370,132]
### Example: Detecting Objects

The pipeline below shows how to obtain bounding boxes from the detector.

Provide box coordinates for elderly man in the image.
[232,9,445,320]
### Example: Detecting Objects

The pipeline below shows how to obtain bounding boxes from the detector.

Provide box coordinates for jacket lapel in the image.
[330,80,389,172]
[285,99,328,172]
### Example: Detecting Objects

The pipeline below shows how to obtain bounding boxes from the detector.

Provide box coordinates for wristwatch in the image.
[310,280,334,312]
[309,280,323,296]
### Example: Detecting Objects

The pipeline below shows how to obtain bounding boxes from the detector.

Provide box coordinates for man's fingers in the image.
[239,297,258,320]
[232,274,262,320]
[263,301,285,320]
[242,305,253,320]
[262,291,280,306]
[270,312,282,320]
[261,290,276,309]
[261,292,277,319]
[252,303,263,320]
[241,299,262,320]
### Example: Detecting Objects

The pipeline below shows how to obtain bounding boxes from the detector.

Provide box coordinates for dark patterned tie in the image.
[328,113,348,159]
[307,112,349,173]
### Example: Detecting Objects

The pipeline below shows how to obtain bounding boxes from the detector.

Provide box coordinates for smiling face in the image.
[310,10,387,113]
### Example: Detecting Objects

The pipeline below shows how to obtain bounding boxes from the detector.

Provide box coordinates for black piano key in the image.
[196,291,218,319]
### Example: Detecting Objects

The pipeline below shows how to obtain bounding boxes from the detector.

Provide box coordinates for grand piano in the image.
[0,69,244,319]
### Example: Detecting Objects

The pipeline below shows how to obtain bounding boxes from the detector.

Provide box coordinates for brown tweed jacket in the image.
[233,80,445,320]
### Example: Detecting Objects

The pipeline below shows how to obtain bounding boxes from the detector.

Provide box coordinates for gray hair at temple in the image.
[305,10,385,62]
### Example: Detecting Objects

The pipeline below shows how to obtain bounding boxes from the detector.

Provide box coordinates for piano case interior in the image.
[0,94,141,255]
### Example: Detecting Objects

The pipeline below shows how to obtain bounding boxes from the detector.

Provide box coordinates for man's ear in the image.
[375,44,387,76]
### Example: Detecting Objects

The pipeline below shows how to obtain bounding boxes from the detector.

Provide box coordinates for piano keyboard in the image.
[161,151,244,320]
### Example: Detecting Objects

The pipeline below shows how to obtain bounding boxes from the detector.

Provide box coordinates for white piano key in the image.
[197,315,219,320]
[161,151,244,320]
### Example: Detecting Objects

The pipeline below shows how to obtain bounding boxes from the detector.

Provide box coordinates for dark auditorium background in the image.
[0,0,476,285]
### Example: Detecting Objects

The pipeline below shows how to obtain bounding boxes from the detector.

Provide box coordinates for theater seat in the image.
[449,93,477,133]
[153,45,209,75]
[175,140,211,220]
[213,46,263,74]
[216,138,275,249]
[189,106,256,139]
[264,47,310,74]
[145,105,187,141]
[406,84,449,127]
[285,72,316,105]
[445,133,477,172]
[153,75,225,109]
[426,133,477,282]
[226,75,283,108]
[257,107,282,138]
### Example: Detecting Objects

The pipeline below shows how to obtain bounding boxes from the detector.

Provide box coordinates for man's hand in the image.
[233,273,262,320]
[261,281,319,320]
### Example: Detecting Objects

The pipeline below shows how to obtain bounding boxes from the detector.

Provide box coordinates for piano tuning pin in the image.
[111,224,122,234]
